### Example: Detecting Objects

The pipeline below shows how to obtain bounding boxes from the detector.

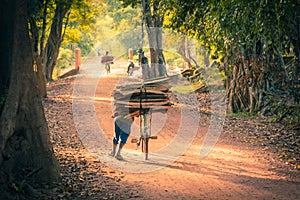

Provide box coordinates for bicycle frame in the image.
[131,83,157,160]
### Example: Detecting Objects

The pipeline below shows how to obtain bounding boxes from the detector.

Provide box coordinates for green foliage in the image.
[170,82,194,94]
[92,0,143,60]
[161,0,300,114]
[163,0,299,60]
[98,0,142,33]
[27,0,102,81]
[171,79,206,94]
[77,32,95,57]
[11,180,26,193]
[62,0,101,57]
[112,6,141,30]
[53,48,73,80]
[163,50,183,67]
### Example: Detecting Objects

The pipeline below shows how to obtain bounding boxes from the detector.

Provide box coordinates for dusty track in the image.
[44,56,299,199]
[91,58,299,199]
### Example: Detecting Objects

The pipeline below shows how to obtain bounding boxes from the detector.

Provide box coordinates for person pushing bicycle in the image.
[109,114,134,160]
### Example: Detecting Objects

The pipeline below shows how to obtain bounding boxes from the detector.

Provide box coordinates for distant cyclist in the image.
[104,51,111,74]
[101,51,114,74]
[127,60,134,76]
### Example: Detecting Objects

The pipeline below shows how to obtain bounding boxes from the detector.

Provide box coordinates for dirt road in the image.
[80,57,300,200]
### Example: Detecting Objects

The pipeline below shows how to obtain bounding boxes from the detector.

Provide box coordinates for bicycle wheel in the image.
[141,137,149,160]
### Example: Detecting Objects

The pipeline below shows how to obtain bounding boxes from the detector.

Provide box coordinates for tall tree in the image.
[29,0,73,96]
[121,0,167,79]
[0,0,60,198]
[164,0,300,113]
[142,0,166,78]
[29,0,100,96]
[28,0,50,97]
[44,0,73,81]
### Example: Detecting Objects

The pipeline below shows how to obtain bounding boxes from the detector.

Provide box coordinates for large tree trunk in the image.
[226,49,271,113]
[289,20,300,103]
[143,0,166,79]
[147,26,166,78]
[0,0,13,114]
[0,0,60,198]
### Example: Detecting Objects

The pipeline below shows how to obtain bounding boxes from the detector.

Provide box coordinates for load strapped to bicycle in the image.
[111,0,176,160]
[113,77,173,160]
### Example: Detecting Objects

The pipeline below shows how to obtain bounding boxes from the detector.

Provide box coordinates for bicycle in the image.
[101,52,114,74]
[131,83,157,160]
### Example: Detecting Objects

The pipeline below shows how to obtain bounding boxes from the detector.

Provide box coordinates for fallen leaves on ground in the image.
[43,77,141,199]
[194,92,299,170]
[223,117,299,170]
[42,76,299,199]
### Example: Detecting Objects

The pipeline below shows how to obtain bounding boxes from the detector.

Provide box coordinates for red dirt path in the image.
[92,59,299,200]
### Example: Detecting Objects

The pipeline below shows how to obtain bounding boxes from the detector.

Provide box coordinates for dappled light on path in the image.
[64,55,299,199]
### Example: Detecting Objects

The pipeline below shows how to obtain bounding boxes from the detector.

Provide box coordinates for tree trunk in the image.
[143,0,166,79]
[226,45,275,114]
[0,0,60,197]
[0,0,13,114]
[177,37,199,69]
[45,0,72,81]
[28,0,49,97]
[45,2,64,81]
[36,56,48,97]
[289,20,300,102]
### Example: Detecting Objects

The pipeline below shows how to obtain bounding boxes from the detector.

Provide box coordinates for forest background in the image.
[0,0,299,199]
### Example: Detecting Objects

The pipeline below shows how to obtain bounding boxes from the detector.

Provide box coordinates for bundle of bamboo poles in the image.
[113,76,174,117]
